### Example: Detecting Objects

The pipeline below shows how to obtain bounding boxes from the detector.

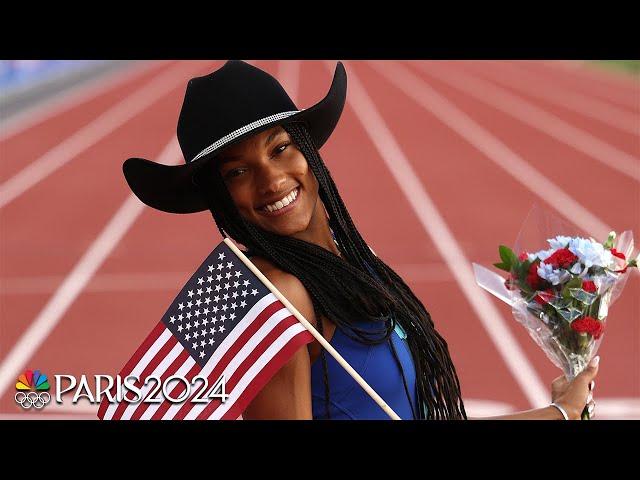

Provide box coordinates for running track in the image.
[1,60,638,419]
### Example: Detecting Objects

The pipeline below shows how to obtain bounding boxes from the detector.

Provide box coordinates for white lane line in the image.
[0,137,183,400]
[0,61,194,209]
[410,62,640,182]
[331,60,550,408]
[369,60,613,242]
[0,61,170,142]
[277,60,300,104]
[464,61,639,135]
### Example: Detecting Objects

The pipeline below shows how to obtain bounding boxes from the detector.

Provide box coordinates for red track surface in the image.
[1,60,638,419]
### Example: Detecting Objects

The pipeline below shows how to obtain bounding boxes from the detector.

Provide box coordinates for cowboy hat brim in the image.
[123,61,347,214]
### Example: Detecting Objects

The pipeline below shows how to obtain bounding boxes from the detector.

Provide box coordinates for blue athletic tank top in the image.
[311,320,419,419]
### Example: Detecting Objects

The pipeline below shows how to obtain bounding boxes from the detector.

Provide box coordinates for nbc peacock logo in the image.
[15,369,51,410]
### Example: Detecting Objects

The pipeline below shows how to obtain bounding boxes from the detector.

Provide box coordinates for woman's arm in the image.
[242,257,318,420]
[469,357,599,420]
[469,405,566,420]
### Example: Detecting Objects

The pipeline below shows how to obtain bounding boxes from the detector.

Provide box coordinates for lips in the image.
[257,187,300,217]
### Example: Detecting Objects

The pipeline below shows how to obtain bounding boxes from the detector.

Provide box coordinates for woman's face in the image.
[216,125,321,237]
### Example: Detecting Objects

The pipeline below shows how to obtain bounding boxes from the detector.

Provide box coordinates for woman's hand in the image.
[551,356,599,420]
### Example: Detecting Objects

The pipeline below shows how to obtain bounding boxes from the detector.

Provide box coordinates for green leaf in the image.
[498,245,518,272]
[493,262,510,272]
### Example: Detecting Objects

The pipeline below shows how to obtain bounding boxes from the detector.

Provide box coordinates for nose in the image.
[256,161,287,195]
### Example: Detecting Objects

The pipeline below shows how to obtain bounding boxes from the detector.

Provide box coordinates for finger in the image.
[580,356,600,382]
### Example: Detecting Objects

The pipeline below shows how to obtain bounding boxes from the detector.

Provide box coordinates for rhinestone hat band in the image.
[190,110,302,163]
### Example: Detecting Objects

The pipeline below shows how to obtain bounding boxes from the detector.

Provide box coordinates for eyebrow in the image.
[217,128,287,165]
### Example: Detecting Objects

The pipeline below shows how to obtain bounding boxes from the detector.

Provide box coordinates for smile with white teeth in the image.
[261,188,299,213]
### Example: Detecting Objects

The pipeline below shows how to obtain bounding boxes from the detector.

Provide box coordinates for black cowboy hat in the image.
[123,60,347,214]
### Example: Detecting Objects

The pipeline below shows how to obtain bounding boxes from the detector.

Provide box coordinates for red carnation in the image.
[526,263,543,290]
[571,316,605,340]
[534,288,556,305]
[581,280,597,294]
[518,251,529,261]
[544,248,578,269]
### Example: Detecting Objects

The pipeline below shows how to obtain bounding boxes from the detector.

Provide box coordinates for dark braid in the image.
[193,122,467,420]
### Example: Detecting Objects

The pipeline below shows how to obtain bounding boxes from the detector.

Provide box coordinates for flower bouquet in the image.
[473,207,638,419]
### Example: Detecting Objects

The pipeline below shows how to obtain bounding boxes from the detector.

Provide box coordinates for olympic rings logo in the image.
[15,391,51,410]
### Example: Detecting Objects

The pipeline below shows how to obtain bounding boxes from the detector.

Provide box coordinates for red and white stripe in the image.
[98,293,313,420]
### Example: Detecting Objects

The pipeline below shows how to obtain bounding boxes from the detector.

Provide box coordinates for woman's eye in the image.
[274,143,290,155]
[226,168,246,179]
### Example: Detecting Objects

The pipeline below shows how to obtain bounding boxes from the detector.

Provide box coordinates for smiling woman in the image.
[122,60,598,420]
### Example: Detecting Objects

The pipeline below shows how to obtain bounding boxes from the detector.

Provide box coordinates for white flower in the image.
[537,263,571,285]
[547,235,573,250]
[567,237,613,269]
[530,248,556,262]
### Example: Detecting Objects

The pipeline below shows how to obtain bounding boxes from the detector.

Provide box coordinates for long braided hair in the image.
[192,122,467,420]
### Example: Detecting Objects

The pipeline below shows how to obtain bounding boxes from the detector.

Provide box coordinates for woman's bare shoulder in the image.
[248,255,317,326]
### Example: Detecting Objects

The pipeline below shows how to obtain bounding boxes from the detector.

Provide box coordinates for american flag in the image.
[98,240,314,420]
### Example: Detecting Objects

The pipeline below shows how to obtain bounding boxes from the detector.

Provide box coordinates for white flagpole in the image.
[223,237,402,420]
